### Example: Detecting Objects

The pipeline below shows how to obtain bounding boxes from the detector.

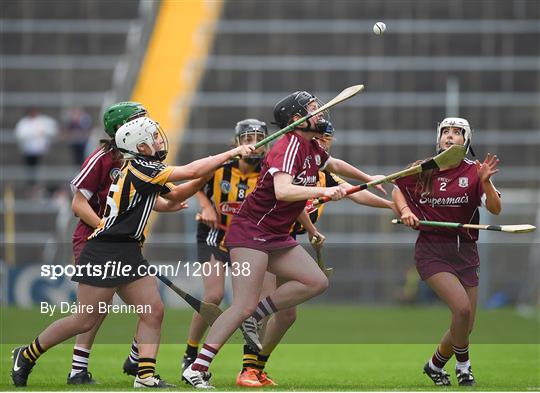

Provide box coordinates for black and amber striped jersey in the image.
[197,160,260,250]
[90,157,173,242]
[290,170,345,238]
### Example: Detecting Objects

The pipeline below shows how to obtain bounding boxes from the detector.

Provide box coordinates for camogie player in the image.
[68,102,206,384]
[237,122,398,387]
[11,117,254,388]
[393,117,501,386]
[181,119,273,373]
[182,91,386,388]
[67,101,148,384]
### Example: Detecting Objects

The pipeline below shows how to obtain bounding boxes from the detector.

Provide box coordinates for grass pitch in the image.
[1,306,539,391]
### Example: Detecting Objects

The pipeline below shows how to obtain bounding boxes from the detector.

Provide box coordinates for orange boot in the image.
[257,371,277,386]
[236,368,263,388]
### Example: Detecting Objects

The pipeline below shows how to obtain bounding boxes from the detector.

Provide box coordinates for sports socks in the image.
[192,344,218,372]
[22,337,45,363]
[257,354,270,371]
[252,296,277,322]
[429,346,451,371]
[70,346,91,377]
[129,337,139,364]
[185,339,199,359]
[242,345,259,370]
[137,358,156,379]
[453,345,471,371]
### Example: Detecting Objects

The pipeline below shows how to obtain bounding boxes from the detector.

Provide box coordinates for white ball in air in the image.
[373,22,386,35]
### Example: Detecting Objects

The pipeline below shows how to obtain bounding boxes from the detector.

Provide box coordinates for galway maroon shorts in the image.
[415,232,480,287]
[225,215,298,253]
[72,236,87,264]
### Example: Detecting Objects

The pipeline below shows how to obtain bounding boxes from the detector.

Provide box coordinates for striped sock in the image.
[129,337,139,364]
[242,345,259,370]
[257,354,270,371]
[453,345,471,371]
[252,296,277,322]
[192,344,218,372]
[22,337,45,363]
[453,345,470,363]
[70,346,91,377]
[137,357,156,379]
[185,339,199,359]
[429,346,451,371]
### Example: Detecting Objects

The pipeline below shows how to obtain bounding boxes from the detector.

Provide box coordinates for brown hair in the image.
[409,159,434,196]
[99,138,123,161]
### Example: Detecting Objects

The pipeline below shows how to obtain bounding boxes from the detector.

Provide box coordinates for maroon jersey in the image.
[70,146,121,258]
[235,132,329,235]
[395,159,499,241]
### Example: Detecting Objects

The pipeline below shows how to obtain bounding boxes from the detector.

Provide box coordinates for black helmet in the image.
[234,118,268,166]
[234,118,268,139]
[273,91,330,134]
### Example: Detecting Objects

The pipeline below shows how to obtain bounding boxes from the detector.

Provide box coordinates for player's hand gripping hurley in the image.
[314,144,467,206]
[392,219,536,234]
[234,85,364,158]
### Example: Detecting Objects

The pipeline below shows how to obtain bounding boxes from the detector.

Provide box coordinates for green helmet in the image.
[103,101,147,137]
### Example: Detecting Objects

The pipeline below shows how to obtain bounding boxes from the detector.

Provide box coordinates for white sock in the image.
[456,360,471,372]
[428,359,442,372]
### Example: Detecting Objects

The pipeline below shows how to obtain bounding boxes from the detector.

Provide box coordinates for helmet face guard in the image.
[436,117,474,155]
[235,119,268,165]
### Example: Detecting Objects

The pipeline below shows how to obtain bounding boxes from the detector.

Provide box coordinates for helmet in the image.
[103,101,147,137]
[436,117,473,154]
[115,117,168,161]
[234,118,268,166]
[273,91,329,133]
[234,118,268,140]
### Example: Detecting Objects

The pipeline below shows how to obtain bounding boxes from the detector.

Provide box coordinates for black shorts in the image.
[197,243,230,264]
[72,238,149,288]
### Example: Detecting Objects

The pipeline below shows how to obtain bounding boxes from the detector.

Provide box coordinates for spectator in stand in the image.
[14,108,58,191]
[63,108,93,165]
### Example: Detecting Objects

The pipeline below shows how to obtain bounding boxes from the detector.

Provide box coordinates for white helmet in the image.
[436,117,473,154]
[115,117,168,161]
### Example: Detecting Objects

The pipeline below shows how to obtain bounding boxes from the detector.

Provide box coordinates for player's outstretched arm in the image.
[274,172,346,202]
[153,197,188,212]
[166,145,254,182]
[342,181,396,213]
[325,157,387,195]
[72,190,101,228]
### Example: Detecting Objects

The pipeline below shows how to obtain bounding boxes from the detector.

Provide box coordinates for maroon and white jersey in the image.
[395,159,500,241]
[236,132,329,235]
[70,147,122,244]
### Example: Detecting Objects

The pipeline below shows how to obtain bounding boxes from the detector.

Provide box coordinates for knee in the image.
[203,291,224,306]
[275,307,297,327]
[77,314,100,333]
[140,300,164,326]
[453,304,471,323]
[309,274,329,296]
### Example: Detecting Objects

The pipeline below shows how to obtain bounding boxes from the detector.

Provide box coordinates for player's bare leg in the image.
[264,245,329,309]
[117,275,173,388]
[183,255,226,371]
[425,272,477,386]
[67,311,108,384]
[11,284,115,387]
[237,273,276,387]
[183,248,267,388]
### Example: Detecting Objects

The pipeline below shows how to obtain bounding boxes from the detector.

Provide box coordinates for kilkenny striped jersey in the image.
[90,157,173,242]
